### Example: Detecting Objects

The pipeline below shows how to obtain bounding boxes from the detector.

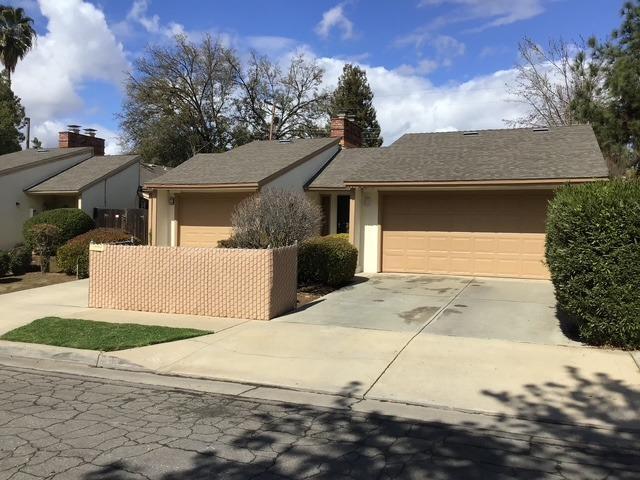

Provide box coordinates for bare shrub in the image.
[229,189,322,249]
[28,224,61,273]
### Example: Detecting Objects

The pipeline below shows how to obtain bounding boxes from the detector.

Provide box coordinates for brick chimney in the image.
[58,125,105,156]
[330,114,362,148]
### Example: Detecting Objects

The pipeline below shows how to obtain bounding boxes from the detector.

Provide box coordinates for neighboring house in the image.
[146,116,608,280]
[146,137,340,247]
[0,126,141,250]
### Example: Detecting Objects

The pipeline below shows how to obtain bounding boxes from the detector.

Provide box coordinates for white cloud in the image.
[12,0,129,153]
[314,55,527,144]
[315,4,354,40]
[395,59,439,76]
[394,34,466,74]
[126,0,184,38]
[419,0,547,29]
[246,36,297,55]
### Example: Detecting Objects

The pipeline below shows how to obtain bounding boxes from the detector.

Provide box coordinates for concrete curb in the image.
[0,340,149,372]
[0,340,100,366]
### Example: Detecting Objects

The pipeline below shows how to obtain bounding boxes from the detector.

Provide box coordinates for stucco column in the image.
[362,189,380,273]
[329,194,338,235]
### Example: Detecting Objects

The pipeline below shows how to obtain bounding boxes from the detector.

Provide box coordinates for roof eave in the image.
[144,182,260,190]
[27,190,80,195]
[343,177,609,188]
[306,185,350,191]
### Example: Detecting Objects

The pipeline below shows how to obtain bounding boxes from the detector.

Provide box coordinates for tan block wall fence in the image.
[89,244,298,321]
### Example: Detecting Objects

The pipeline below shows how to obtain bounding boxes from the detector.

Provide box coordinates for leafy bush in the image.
[217,237,238,248]
[57,228,138,278]
[546,180,640,349]
[8,244,32,275]
[0,251,9,276]
[23,208,94,249]
[229,189,321,248]
[298,234,358,287]
[29,224,62,273]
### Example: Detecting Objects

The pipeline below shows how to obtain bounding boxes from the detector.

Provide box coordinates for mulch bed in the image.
[0,271,75,295]
[296,284,338,308]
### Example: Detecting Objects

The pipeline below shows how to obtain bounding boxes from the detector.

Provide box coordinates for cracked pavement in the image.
[0,365,638,479]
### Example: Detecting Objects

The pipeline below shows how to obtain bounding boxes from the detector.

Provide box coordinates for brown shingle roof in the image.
[27,155,140,193]
[308,125,608,189]
[146,137,339,187]
[0,147,92,176]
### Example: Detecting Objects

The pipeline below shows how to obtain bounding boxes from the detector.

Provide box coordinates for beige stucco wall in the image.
[264,144,339,192]
[361,188,381,273]
[79,162,140,216]
[0,150,92,250]
[89,244,298,320]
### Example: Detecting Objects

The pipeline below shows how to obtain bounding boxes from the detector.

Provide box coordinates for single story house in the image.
[0,126,141,250]
[146,116,608,279]
[145,137,340,247]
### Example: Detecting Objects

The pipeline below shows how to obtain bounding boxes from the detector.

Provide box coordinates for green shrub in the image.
[8,244,32,275]
[57,228,138,278]
[298,234,358,287]
[217,237,238,248]
[0,251,9,276]
[546,180,640,349]
[23,208,94,248]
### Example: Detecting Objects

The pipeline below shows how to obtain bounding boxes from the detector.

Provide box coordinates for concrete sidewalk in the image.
[0,279,89,335]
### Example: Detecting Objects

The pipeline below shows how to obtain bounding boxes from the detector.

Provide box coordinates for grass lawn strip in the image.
[0,317,212,352]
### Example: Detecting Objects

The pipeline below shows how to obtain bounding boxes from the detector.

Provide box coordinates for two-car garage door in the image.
[381,191,552,279]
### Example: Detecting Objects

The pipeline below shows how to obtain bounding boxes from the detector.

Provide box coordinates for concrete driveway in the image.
[279,274,579,346]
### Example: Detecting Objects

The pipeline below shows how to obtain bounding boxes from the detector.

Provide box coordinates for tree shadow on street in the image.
[82,369,640,480]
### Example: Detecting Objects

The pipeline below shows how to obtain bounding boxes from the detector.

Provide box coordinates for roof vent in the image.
[278,139,292,144]
[36,148,49,153]
[533,127,549,132]
[462,131,479,136]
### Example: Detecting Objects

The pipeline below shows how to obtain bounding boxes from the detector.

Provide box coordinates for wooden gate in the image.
[94,208,148,244]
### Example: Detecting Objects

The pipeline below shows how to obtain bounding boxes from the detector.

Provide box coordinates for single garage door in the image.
[177,192,249,247]
[381,191,552,279]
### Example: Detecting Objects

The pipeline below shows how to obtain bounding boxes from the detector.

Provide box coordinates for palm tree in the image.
[0,5,36,82]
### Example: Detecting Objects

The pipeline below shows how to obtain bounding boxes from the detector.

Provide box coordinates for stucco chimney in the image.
[330,114,362,148]
[58,125,105,156]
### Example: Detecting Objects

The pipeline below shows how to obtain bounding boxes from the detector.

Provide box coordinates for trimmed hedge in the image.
[0,251,9,276]
[298,234,358,287]
[57,228,138,278]
[23,208,94,249]
[546,180,640,349]
[8,244,32,275]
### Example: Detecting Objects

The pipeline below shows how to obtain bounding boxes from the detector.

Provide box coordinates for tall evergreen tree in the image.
[0,71,24,154]
[572,1,640,174]
[330,64,383,147]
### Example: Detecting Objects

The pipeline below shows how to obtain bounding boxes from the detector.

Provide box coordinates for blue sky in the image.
[10,0,623,153]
